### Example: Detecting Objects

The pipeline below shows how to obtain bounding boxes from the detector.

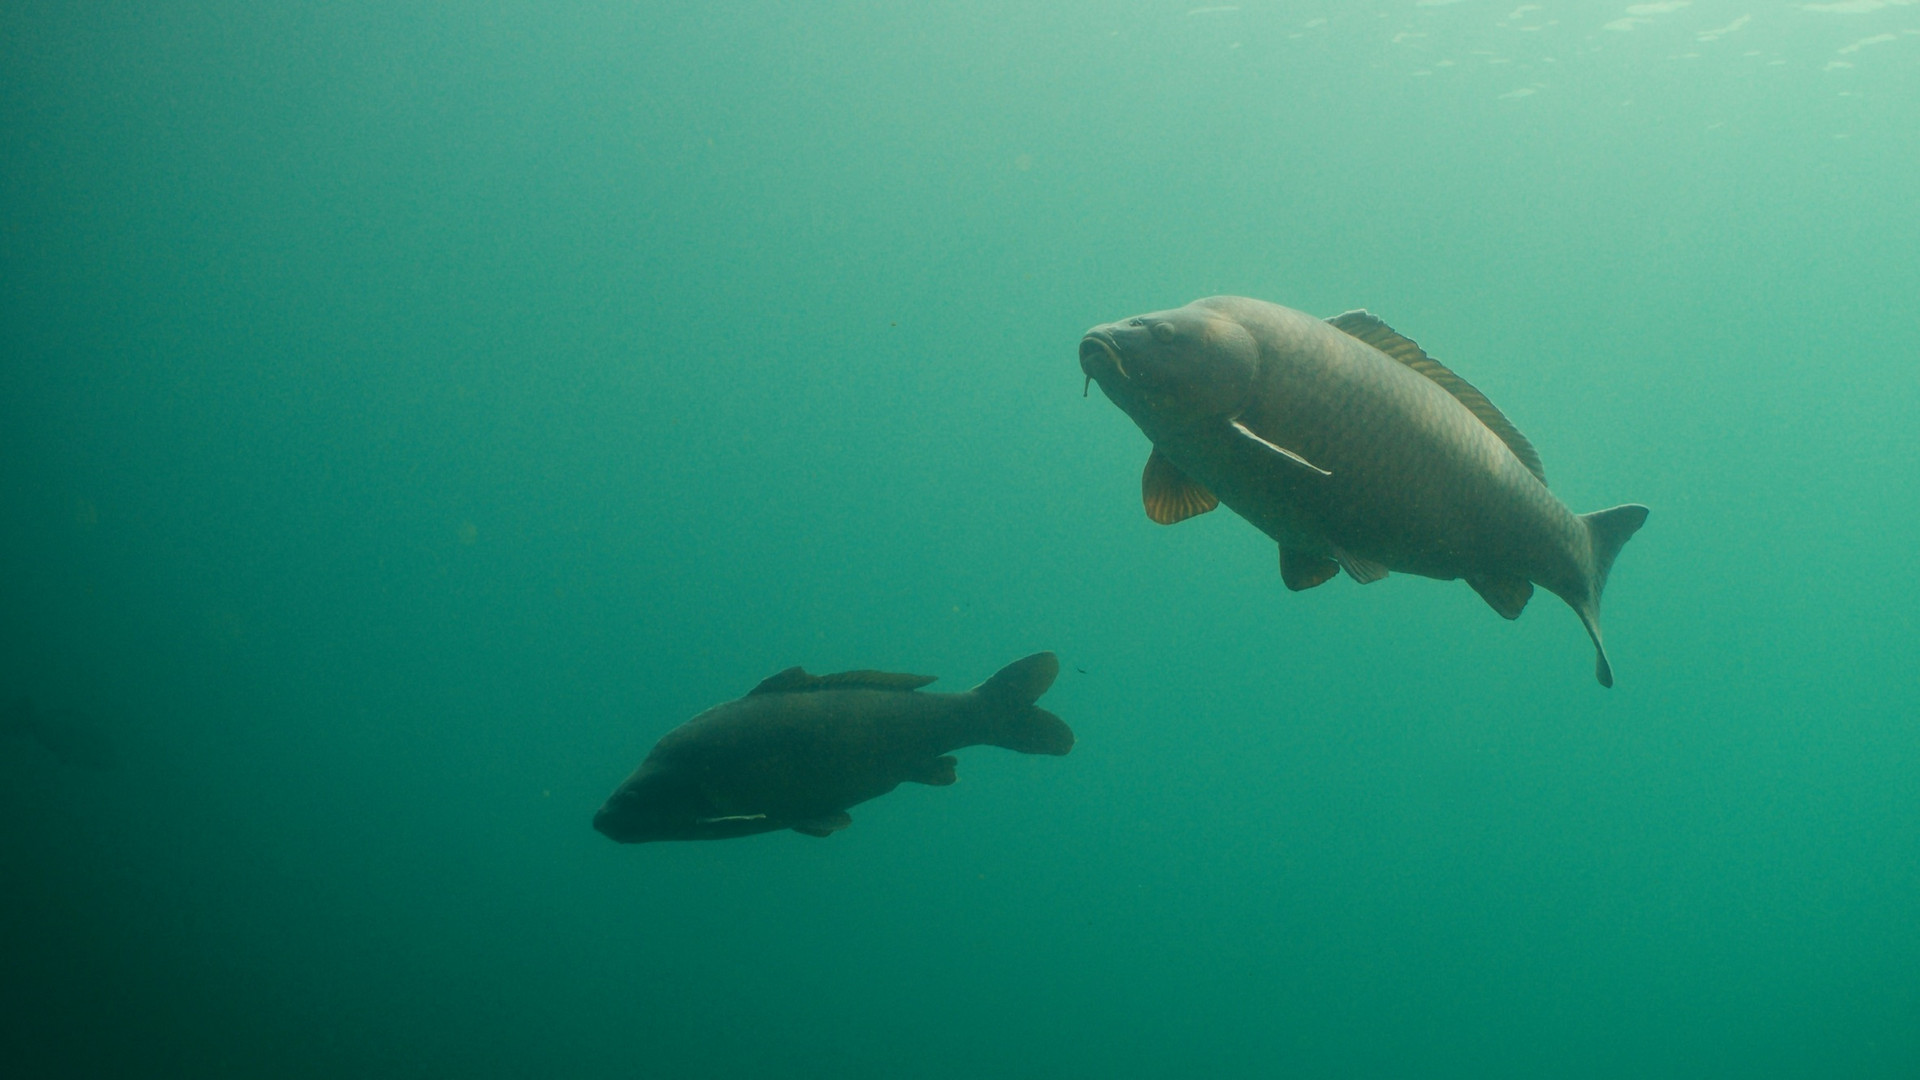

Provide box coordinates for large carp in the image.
[593,653,1072,843]
[1080,296,1647,686]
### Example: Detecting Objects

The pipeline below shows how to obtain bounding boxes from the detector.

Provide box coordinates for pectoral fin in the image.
[1279,547,1339,591]
[792,811,852,838]
[1230,420,1331,476]
[1467,574,1534,620]
[1142,448,1218,525]
[906,755,958,786]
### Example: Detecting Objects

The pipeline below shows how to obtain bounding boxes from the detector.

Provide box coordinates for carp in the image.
[1081,296,1647,685]
[594,653,1072,843]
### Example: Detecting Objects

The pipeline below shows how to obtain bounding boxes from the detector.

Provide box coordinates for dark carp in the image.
[593,652,1072,843]
[1080,296,1647,686]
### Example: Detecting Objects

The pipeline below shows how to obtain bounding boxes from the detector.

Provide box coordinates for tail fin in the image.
[1575,504,1650,688]
[1585,504,1649,598]
[970,652,1074,756]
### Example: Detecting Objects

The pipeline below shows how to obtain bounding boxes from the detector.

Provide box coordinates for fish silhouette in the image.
[594,653,1072,843]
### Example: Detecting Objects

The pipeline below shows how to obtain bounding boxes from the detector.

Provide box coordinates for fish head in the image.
[1081,302,1258,433]
[593,761,777,843]
[593,764,697,843]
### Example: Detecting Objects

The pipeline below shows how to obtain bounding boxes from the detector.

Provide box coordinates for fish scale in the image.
[1081,295,1647,686]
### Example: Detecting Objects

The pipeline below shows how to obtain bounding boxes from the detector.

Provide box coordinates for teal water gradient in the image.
[3,2,1916,1077]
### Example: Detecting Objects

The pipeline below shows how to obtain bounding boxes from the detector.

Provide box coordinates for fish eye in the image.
[1150,322,1176,343]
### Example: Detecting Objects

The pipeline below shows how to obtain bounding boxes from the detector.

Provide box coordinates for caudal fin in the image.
[1575,504,1650,688]
[970,652,1074,755]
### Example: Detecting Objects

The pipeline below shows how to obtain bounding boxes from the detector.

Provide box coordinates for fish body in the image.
[593,653,1072,843]
[1080,296,1647,685]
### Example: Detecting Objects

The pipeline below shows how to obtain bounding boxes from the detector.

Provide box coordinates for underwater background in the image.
[3,1,1916,1076]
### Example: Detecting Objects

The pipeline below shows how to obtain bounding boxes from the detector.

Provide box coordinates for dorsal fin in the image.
[1326,310,1547,486]
[748,667,938,695]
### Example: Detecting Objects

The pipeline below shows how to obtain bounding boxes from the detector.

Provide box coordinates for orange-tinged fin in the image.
[1143,448,1218,524]
[792,811,852,837]
[907,755,958,786]
[1326,310,1547,486]
[1279,547,1339,591]
[1467,574,1534,620]
[748,667,938,695]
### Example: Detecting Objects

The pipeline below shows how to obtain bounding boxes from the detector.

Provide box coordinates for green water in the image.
[3,2,1916,1076]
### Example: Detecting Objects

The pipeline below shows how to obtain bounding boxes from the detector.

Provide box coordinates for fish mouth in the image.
[591,805,637,842]
[1079,332,1127,381]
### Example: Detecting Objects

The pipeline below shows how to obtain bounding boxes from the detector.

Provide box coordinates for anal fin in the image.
[1279,547,1339,591]
[1467,574,1533,620]
[1332,546,1389,585]
[907,755,958,786]
[792,811,852,838]
[1142,448,1218,525]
